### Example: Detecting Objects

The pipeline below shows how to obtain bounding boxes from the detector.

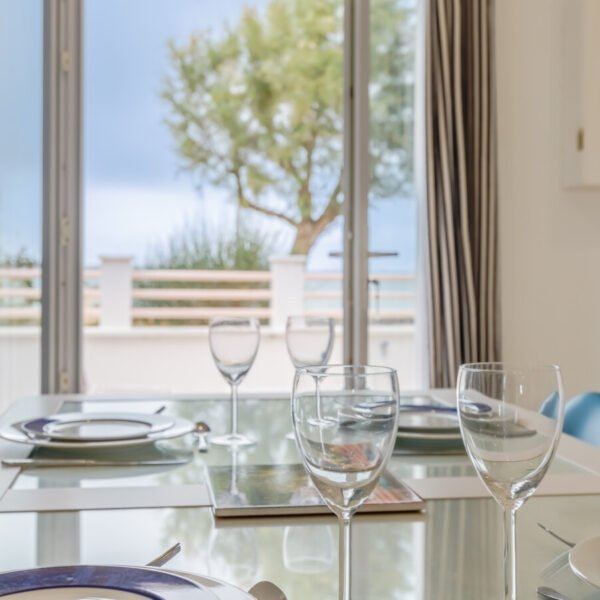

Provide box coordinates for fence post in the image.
[269,255,306,330]
[100,256,133,329]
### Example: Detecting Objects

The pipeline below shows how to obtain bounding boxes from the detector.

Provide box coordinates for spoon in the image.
[248,581,287,600]
[194,422,210,452]
[536,585,571,600]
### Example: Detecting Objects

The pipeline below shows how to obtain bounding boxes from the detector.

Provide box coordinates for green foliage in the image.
[146,224,274,271]
[0,248,38,269]
[163,0,415,255]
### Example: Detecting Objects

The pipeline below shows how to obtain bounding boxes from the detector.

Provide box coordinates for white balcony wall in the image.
[0,326,416,411]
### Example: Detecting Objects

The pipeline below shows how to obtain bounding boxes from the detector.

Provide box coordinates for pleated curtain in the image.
[425,0,500,388]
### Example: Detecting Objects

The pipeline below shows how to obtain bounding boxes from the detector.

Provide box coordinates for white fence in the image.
[0,256,416,328]
[0,258,418,411]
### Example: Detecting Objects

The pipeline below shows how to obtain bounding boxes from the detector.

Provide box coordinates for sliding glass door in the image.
[0,0,44,411]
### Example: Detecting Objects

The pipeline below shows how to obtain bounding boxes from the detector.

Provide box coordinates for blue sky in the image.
[0,0,416,273]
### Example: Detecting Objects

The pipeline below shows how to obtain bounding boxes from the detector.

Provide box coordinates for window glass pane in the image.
[368,0,418,387]
[0,0,43,410]
[83,0,344,395]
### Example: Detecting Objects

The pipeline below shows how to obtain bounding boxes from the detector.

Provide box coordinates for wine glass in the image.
[286,316,335,368]
[292,365,400,600]
[209,317,260,447]
[456,363,564,600]
[285,316,335,440]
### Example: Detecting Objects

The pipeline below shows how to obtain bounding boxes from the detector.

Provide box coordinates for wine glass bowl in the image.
[209,317,260,447]
[292,365,399,600]
[457,363,564,600]
[285,316,335,368]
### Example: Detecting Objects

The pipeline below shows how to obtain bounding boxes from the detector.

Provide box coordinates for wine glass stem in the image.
[338,513,352,600]
[503,507,517,600]
[230,382,239,436]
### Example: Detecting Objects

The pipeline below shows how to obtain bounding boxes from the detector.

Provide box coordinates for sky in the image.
[0,0,416,273]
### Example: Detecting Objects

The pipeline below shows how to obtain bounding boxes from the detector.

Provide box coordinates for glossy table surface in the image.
[0,392,599,599]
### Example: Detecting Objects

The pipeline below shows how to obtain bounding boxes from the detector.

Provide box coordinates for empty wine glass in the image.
[209,317,260,447]
[285,316,335,440]
[292,365,400,600]
[457,363,564,600]
[286,316,335,368]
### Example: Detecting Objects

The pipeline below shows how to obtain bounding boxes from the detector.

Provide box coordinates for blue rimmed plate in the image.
[21,412,175,442]
[0,565,219,599]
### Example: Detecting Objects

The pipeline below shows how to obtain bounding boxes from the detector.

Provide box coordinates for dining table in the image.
[1,390,600,599]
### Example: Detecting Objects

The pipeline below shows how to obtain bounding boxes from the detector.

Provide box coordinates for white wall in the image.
[0,326,417,411]
[496,0,600,397]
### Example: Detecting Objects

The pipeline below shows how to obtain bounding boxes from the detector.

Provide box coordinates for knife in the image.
[1,457,189,468]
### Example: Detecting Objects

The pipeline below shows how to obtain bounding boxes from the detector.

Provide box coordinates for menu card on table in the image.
[206,463,425,517]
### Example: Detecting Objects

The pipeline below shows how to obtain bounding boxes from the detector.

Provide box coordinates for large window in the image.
[0,0,44,411]
[1,0,420,402]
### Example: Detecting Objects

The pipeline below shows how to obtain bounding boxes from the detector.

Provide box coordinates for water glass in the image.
[209,317,260,447]
[457,363,564,600]
[292,365,399,600]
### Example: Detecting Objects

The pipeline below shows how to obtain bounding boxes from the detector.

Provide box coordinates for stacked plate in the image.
[395,405,464,453]
[0,565,254,599]
[0,411,194,450]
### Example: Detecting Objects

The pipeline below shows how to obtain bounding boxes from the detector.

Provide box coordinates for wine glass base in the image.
[210,433,256,447]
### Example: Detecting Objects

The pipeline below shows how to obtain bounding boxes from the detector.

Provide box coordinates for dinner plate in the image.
[0,565,219,599]
[21,412,175,442]
[395,428,465,453]
[396,411,460,434]
[0,417,193,449]
[569,535,600,588]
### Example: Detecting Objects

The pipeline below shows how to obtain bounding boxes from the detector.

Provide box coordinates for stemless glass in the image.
[292,365,400,600]
[457,363,564,600]
[209,317,260,447]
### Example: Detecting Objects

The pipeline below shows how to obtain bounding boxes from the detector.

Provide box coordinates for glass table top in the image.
[0,494,599,599]
[6,395,587,491]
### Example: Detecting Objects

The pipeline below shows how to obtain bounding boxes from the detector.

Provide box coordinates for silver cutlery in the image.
[537,585,571,600]
[194,421,211,452]
[146,542,182,567]
[248,580,287,600]
[2,457,189,469]
[537,522,575,547]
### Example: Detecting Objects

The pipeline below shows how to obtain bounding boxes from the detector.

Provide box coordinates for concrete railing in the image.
[0,257,416,328]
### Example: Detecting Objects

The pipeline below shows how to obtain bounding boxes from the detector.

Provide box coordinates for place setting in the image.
[0,407,197,472]
[0,541,283,600]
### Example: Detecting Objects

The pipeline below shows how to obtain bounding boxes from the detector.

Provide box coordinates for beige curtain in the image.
[425,0,500,387]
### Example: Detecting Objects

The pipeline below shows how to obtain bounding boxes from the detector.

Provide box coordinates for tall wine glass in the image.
[209,317,260,447]
[457,363,564,600]
[292,365,400,600]
[285,316,335,440]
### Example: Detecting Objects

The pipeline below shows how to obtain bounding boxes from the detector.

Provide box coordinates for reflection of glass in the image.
[209,318,260,447]
[208,527,259,590]
[457,363,564,600]
[292,365,399,600]
[283,524,335,574]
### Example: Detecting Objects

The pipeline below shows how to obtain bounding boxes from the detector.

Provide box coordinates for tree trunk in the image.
[290,215,339,255]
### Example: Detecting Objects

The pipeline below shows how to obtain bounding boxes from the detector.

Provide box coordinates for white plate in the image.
[397,412,460,434]
[0,565,219,599]
[22,412,175,442]
[0,566,255,600]
[0,417,193,449]
[569,535,600,588]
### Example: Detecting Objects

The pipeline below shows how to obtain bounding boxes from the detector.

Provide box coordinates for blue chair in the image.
[541,391,600,447]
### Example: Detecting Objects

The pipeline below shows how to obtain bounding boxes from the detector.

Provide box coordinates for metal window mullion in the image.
[42,0,83,394]
[343,0,370,365]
